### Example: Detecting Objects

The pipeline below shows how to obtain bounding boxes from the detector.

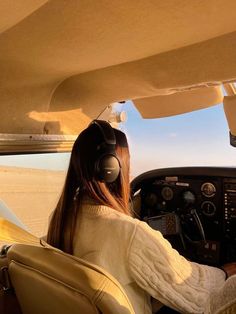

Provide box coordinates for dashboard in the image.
[131,167,236,266]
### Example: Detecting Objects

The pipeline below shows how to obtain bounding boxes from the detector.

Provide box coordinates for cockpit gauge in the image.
[145,193,158,207]
[201,201,216,216]
[182,190,196,204]
[161,186,174,201]
[201,182,216,198]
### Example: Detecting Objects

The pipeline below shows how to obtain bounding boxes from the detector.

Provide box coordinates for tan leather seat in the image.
[7,244,135,314]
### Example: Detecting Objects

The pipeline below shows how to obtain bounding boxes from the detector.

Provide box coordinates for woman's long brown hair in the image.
[47,123,131,254]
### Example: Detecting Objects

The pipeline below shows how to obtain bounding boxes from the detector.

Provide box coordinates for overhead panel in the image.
[0,0,236,125]
[0,0,236,153]
[51,32,236,112]
[0,0,48,34]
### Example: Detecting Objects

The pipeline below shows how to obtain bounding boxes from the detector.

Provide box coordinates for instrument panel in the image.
[131,167,236,266]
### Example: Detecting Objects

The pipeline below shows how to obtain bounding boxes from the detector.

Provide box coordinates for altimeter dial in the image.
[201,182,216,198]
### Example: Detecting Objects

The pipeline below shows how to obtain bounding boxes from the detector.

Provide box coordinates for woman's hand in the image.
[221,262,236,278]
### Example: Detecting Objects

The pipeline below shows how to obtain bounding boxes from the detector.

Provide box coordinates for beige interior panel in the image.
[0,86,91,135]
[134,86,223,118]
[0,0,48,34]
[223,95,236,135]
[28,109,91,135]
[0,1,236,138]
[51,32,236,112]
[1,0,236,83]
[0,85,55,134]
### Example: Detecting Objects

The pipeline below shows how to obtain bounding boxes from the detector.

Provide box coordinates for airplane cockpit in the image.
[1,1,236,313]
[131,167,236,267]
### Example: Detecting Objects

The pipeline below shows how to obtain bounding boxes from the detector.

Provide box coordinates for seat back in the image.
[7,244,135,314]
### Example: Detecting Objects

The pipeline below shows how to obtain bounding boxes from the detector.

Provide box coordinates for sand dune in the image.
[0,166,65,237]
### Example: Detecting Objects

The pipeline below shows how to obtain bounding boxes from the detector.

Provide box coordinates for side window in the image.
[0,153,69,237]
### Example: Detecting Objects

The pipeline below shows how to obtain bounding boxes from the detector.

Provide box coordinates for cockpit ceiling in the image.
[1,0,236,138]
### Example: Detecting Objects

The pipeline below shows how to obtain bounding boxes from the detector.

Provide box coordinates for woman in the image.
[47,120,234,314]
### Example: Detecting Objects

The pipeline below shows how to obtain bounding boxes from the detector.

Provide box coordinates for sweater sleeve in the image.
[127,220,226,314]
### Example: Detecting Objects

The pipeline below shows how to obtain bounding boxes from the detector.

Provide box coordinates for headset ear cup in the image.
[91,120,120,183]
[95,155,120,183]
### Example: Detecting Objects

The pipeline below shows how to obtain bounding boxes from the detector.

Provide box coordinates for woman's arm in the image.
[128,220,226,314]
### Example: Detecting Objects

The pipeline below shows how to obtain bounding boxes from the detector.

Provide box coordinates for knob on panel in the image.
[161,187,174,201]
[145,193,158,207]
[201,201,216,216]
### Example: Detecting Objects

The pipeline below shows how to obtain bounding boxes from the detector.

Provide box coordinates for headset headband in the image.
[90,120,116,145]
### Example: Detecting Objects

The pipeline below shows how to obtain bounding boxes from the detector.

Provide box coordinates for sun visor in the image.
[133,86,223,118]
[223,94,236,147]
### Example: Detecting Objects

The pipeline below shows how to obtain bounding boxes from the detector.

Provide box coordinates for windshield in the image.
[118,101,236,178]
[0,102,235,237]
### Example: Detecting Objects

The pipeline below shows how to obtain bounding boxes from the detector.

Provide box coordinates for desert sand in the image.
[0,166,65,238]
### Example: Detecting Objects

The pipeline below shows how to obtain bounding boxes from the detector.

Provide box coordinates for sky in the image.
[0,101,235,177]
[120,101,236,176]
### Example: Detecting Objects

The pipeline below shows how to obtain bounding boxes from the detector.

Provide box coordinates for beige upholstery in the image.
[7,244,135,314]
[0,1,236,141]
[224,94,236,136]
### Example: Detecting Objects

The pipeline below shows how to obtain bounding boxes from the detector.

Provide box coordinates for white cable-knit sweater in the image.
[73,203,226,314]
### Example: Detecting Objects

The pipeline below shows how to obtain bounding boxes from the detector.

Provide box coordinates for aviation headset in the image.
[90,120,121,183]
